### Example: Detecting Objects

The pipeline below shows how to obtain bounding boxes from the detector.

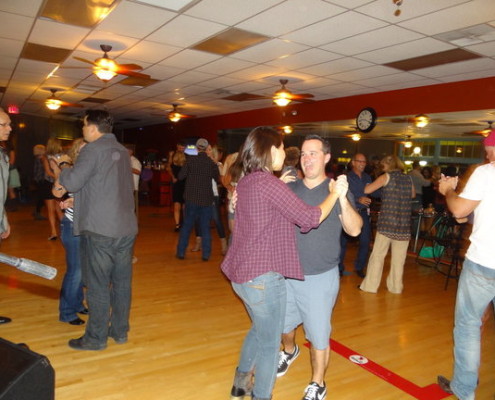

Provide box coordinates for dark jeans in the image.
[194,197,226,239]
[80,232,136,345]
[177,202,213,259]
[339,208,371,273]
[59,216,84,322]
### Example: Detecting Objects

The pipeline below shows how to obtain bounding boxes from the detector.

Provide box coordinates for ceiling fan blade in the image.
[293,98,315,104]
[116,63,143,71]
[119,70,151,79]
[289,93,314,100]
[60,101,83,108]
[73,56,96,66]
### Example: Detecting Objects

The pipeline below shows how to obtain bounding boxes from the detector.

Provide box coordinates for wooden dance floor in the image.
[0,204,494,399]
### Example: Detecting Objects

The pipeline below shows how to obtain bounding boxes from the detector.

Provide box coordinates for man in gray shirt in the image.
[57,110,137,350]
[277,135,361,400]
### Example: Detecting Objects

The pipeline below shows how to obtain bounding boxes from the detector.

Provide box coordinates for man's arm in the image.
[339,192,362,237]
[438,176,479,218]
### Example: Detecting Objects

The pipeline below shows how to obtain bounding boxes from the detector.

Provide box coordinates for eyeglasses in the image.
[0,122,11,127]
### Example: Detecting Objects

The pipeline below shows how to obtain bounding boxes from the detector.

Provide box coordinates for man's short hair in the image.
[303,134,331,154]
[85,109,113,133]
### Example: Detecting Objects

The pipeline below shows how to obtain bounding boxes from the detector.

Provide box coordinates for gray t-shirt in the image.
[289,178,352,275]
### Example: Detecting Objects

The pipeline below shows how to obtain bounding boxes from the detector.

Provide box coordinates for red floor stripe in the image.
[305,339,451,400]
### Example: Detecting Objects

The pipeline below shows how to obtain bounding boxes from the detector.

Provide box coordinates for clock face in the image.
[356,107,377,133]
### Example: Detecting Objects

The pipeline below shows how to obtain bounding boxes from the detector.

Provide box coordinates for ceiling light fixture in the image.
[283,125,293,134]
[393,0,403,17]
[93,56,118,81]
[414,114,429,128]
[413,146,421,155]
[273,79,292,107]
[404,141,412,148]
[168,112,181,123]
[352,133,361,141]
[45,98,62,110]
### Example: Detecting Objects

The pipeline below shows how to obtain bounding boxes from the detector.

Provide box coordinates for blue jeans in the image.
[232,272,286,399]
[193,197,226,239]
[451,258,495,400]
[340,209,371,272]
[59,216,84,322]
[80,232,136,345]
[177,202,213,259]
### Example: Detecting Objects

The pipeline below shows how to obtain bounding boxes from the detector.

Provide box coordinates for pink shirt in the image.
[221,171,321,283]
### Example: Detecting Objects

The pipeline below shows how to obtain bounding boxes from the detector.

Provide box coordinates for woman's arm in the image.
[364,173,388,194]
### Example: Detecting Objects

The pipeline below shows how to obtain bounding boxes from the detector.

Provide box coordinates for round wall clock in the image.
[356,107,377,133]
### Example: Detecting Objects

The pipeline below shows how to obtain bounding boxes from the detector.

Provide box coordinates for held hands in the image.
[329,174,348,198]
[279,170,296,184]
[438,173,458,196]
[358,196,371,206]
[59,197,74,210]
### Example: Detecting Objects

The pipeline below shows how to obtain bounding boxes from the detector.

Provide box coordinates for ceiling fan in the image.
[389,114,441,127]
[73,44,151,82]
[30,88,83,111]
[463,120,493,136]
[221,79,314,106]
[152,104,196,123]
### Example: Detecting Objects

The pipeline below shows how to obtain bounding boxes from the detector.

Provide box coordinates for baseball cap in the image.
[483,129,495,146]
[196,138,209,151]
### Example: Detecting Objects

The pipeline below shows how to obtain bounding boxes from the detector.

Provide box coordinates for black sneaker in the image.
[302,382,327,400]
[277,344,300,377]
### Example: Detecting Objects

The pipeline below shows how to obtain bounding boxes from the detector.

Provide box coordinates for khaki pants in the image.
[359,232,409,294]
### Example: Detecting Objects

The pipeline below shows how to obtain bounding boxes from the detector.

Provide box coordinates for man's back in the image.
[180,152,219,206]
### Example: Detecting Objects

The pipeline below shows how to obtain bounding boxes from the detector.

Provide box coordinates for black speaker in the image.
[0,337,54,400]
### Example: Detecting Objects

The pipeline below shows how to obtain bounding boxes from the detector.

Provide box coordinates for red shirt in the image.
[221,171,321,283]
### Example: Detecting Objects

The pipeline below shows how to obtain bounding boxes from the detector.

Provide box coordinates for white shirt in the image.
[460,163,495,269]
[130,155,142,191]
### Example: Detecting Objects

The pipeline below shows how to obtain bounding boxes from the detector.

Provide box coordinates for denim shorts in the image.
[283,268,339,349]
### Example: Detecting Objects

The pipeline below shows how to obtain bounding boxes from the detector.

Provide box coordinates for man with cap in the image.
[176,138,219,261]
[437,130,495,399]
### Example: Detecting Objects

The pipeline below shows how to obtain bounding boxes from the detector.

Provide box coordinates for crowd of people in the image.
[0,106,494,400]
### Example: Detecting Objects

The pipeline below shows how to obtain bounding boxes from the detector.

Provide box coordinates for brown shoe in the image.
[437,375,453,394]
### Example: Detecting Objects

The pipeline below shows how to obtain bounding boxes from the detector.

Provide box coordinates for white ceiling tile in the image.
[300,57,372,76]
[0,12,33,41]
[324,0,369,8]
[467,41,495,57]
[354,72,428,87]
[356,38,454,64]
[413,58,495,78]
[0,38,24,59]
[80,32,139,55]
[29,19,90,48]
[0,0,43,17]
[232,39,309,63]
[398,0,495,36]
[185,0,281,26]
[356,0,468,24]
[0,56,18,71]
[142,64,185,80]
[197,76,245,89]
[195,57,256,75]
[328,65,401,82]
[226,64,281,80]
[98,1,177,39]
[282,11,387,47]
[267,48,341,69]
[221,81,273,94]
[122,41,181,64]
[322,26,425,56]
[167,70,217,85]
[438,69,495,83]
[147,15,227,48]
[132,0,197,12]
[160,49,221,69]
[237,0,346,37]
